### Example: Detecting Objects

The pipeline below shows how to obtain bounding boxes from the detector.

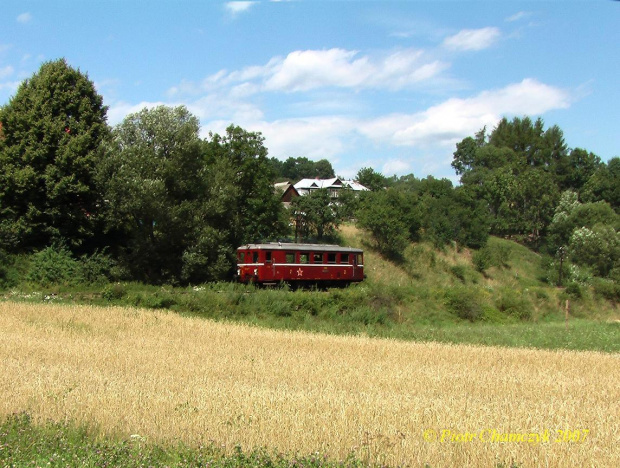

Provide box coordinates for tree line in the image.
[0,59,289,285]
[1,59,618,288]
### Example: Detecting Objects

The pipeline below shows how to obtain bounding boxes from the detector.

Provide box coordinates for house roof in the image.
[294,177,369,191]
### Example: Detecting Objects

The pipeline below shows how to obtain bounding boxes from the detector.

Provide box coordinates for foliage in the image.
[270,156,335,182]
[291,188,341,241]
[355,167,391,191]
[26,244,83,287]
[0,412,362,468]
[444,287,485,322]
[206,125,289,246]
[569,224,619,277]
[0,59,109,252]
[356,190,413,259]
[96,106,207,283]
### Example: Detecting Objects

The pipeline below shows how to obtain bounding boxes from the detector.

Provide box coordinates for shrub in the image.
[472,247,492,273]
[80,250,116,285]
[450,264,467,283]
[102,283,127,301]
[564,282,583,300]
[26,245,82,287]
[495,289,533,320]
[592,278,620,302]
[444,287,484,322]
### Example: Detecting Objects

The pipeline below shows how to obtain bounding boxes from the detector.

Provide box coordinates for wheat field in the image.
[1,301,618,467]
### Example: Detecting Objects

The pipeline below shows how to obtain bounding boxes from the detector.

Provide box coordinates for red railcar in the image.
[236,243,364,287]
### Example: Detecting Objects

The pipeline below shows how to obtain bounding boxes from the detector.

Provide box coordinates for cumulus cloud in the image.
[170,48,448,97]
[17,12,32,24]
[359,79,571,148]
[225,1,257,16]
[442,27,500,51]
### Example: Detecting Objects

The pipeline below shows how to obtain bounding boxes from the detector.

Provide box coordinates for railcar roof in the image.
[238,243,363,253]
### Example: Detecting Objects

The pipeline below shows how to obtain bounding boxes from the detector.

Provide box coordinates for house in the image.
[293,177,369,200]
[274,181,300,208]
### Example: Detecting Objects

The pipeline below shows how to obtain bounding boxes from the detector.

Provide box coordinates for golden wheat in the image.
[1,301,618,466]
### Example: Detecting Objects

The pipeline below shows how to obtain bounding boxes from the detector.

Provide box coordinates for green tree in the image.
[581,157,620,212]
[0,59,109,251]
[96,105,212,283]
[356,167,390,192]
[291,189,340,241]
[205,125,289,246]
[356,189,416,259]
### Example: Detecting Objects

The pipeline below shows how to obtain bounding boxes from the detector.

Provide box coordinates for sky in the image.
[1,1,618,181]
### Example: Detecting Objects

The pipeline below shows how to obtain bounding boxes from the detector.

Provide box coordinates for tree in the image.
[205,125,289,246]
[581,157,620,212]
[272,156,336,182]
[291,189,340,241]
[0,58,109,251]
[356,167,390,191]
[356,190,411,259]
[96,105,214,283]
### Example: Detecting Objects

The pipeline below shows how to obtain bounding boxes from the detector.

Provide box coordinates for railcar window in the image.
[285,252,295,263]
[239,252,245,263]
[341,253,349,264]
[327,253,337,264]
[265,251,272,263]
[253,252,259,264]
[299,252,309,264]
[356,254,363,265]
[313,253,323,263]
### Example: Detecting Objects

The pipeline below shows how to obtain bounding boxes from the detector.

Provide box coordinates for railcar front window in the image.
[253,252,259,263]
[265,251,272,264]
[239,252,245,263]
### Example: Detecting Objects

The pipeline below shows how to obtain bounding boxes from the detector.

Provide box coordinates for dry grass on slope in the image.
[1,301,618,467]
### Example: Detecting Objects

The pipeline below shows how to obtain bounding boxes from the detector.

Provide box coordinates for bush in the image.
[564,282,583,299]
[472,248,492,273]
[102,283,127,301]
[450,264,467,283]
[444,287,484,322]
[495,289,533,320]
[80,250,116,285]
[26,245,82,287]
[592,278,620,302]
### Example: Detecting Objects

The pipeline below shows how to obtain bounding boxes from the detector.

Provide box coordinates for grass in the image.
[0,412,362,467]
[1,301,618,467]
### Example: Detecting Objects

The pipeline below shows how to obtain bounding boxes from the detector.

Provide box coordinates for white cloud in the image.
[382,159,411,175]
[0,65,14,79]
[225,2,257,16]
[170,48,448,98]
[442,27,501,51]
[17,12,32,24]
[359,79,571,148]
[506,11,532,22]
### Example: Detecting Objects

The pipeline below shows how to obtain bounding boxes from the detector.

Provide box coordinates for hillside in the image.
[3,225,618,353]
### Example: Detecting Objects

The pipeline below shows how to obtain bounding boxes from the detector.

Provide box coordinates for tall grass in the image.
[1,301,618,467]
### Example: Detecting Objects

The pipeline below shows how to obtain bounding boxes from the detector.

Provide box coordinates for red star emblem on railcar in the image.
[297,268,303,277]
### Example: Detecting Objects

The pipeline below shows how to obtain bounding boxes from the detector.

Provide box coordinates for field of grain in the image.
[1,301,618,466]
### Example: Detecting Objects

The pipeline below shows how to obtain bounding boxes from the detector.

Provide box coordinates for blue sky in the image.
[1,1,618,181]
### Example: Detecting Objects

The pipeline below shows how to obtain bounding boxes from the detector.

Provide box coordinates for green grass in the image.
[0,412,367,468]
